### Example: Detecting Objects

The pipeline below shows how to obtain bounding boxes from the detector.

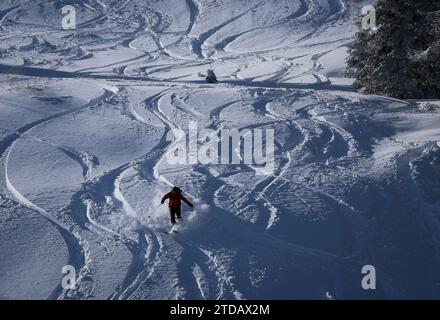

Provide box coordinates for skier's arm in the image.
[179,194,193,208]
[161,193,170,204]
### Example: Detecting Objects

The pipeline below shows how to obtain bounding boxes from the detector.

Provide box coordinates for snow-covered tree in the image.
[414,9,440,98]
[347,0,440,99]
[346,16,369,79]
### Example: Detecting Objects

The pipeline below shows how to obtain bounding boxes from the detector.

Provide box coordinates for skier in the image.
[161,186,193,225]
[206,68,218,83]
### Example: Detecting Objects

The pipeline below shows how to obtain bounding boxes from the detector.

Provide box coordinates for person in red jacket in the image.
[161,186,193,224]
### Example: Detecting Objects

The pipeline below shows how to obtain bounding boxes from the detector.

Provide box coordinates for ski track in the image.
[126,82,360,297]
[190,0,272,59]
[1,89,114,299]
[102,82,369,298]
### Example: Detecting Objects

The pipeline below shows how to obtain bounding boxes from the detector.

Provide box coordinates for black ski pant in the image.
[169,206,181,224]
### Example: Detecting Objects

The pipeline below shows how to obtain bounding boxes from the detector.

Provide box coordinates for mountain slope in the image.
[0,0,440,299]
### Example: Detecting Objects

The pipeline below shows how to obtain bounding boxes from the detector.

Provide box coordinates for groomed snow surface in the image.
[1,0,440,300]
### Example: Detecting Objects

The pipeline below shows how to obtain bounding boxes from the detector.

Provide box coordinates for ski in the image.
[164,229,178,234]
[163,226,179,234]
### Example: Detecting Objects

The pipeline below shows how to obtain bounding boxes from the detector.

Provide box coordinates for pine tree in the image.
[347,0,440,99]
[346,16,371,81]
[412,8,440,98]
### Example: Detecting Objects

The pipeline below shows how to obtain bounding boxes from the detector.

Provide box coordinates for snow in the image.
[0,0,440,300]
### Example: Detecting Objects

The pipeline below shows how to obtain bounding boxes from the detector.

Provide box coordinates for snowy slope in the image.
[1,0,440,299]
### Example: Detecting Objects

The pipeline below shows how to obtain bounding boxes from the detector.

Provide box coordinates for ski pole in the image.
[148,204,162,218]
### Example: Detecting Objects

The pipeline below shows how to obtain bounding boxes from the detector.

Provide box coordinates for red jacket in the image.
[161,191,193,209]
